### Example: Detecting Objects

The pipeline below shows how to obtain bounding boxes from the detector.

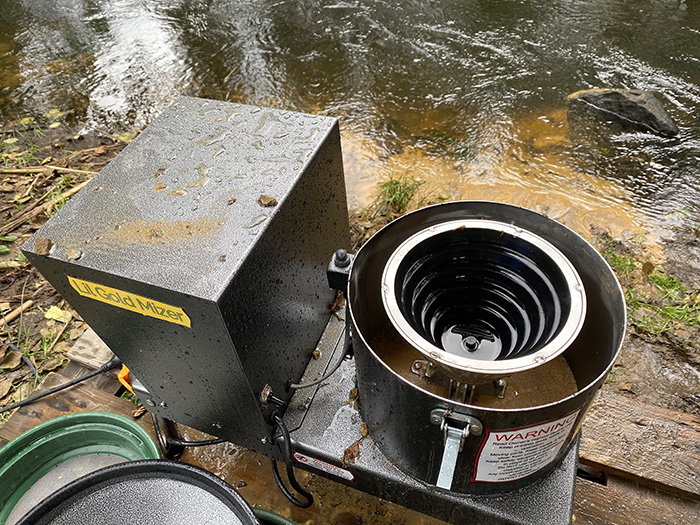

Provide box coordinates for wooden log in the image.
[573,475,699,525]
[66,328,114,369]
[0,300,33,328]
[60,361,122,395]
[63,328,120,394]
[579,389,700,499]
[0,372,155,448]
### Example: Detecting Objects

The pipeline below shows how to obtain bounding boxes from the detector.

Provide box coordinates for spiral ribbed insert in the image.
[381,220,586,381]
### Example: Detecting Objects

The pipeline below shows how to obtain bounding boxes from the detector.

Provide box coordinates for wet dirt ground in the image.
[179,437,447,525]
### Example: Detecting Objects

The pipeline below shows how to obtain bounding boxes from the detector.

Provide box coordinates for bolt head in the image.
[335,248,350,267]
[463,336,480,352]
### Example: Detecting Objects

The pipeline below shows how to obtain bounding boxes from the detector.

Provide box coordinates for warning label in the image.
[472,409,581,483]
[294,452,354,482]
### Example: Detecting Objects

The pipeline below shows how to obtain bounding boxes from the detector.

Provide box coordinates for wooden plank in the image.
[579,389,700,499]
[0,372,154,448]
[60,361,122,395]
[66,328,113,369]
[573,475,699,525]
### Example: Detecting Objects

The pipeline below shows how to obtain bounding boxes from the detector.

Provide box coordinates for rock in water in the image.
[567,89,679,138]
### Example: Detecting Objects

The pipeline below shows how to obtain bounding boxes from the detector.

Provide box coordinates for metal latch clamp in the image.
[430,408,483,490]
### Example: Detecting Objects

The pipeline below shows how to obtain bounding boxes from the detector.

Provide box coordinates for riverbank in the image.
[1,118,698,425]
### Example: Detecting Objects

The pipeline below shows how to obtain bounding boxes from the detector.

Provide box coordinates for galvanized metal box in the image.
[22,97,350,455]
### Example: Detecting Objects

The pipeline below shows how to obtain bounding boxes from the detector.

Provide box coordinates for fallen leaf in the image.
[0,351,22,371]
[69,326,87,340]
[38,355,66,373]
[45,305,72,323]
[66,249,82,261]
[0,379,11,398]
[618,381,636,393]
[331,292,345,312]
[94,146,108,155]
[44,109,66,119]
[132,405,147,419]
[13,382,33,403]
[52,341,73,354]
[49,122,61,129]
[360,422,369,438]
[0,391,14,406]
[115,131,139,144]
[35,237,53,256]
[342,440,361,467]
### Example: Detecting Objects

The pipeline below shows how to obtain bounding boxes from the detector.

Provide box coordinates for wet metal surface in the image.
[22,97,350,457]
[348,202,625,494]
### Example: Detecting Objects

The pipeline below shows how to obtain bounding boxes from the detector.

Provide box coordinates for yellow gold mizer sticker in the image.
[68,276,191,328]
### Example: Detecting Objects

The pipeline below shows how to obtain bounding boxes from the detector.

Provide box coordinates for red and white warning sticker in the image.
[294,452,355,482]
[472,409,581,483]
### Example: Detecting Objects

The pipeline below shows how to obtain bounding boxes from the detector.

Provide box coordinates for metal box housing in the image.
[23,97,350,455]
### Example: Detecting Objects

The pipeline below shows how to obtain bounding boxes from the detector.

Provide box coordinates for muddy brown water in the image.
[180,428,451,525]
[0,0,698,252]
[371,322,578,409]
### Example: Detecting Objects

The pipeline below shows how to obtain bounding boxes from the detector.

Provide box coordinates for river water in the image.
[1,0,699,252]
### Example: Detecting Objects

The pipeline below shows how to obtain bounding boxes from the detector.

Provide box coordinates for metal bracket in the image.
[411,359,437,378]
[430,408,483,490]
[327,249,355,294]
[494,377,508,399]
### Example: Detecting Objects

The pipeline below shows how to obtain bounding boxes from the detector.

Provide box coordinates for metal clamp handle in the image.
[430,408,482,490]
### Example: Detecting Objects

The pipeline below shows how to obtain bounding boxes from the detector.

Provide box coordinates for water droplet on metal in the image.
[244,215,267,228]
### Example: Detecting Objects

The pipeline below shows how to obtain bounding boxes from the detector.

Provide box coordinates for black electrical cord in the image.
[151,412,171,454]
[0,354,122,415]
[7,342,41,385]
[288,350,347,390]
[271,414,313,509]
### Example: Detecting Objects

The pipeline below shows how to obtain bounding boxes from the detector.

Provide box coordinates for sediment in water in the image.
[371,322,579,409]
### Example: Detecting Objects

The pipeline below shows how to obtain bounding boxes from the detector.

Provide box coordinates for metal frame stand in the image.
[283,312,577,525]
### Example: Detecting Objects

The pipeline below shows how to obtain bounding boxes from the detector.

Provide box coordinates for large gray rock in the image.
[567,88,679,138]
